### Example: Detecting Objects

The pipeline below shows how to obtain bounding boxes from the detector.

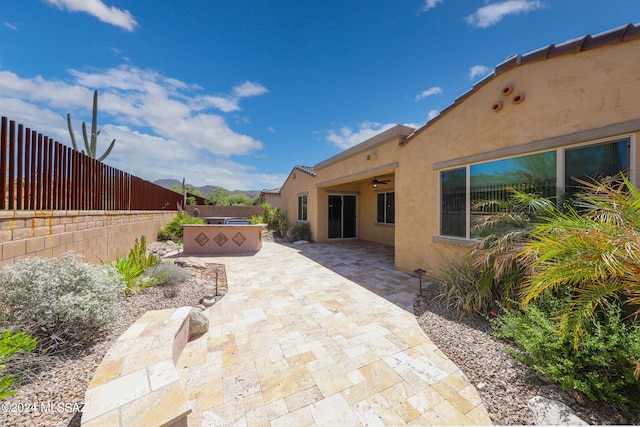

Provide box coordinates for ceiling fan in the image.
[370,177,390,187]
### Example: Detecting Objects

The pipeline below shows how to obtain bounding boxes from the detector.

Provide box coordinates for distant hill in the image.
[153,179,260,198]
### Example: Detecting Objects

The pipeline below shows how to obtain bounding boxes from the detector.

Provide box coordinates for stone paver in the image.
[176,240,492,426]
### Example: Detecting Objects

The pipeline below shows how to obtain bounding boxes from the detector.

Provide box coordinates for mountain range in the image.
[153,179,260,198]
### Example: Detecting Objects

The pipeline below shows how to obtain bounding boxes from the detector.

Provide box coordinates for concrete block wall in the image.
[0,210,176,267]
[184,205,265,219]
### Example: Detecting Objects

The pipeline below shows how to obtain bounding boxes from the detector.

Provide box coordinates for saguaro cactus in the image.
[67,90,116,161]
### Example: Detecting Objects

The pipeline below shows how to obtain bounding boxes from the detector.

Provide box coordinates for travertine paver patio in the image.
[176,240,492,426]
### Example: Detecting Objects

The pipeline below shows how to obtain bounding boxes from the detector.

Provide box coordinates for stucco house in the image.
[258,187,282,209]
[279,23,640,275]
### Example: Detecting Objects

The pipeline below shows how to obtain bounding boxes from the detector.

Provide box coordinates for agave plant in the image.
[519,174,640,348]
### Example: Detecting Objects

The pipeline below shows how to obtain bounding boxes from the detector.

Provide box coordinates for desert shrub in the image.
[142,261,190,286]
[0,330,37,400]
[108,236,163,294]
[158,212,205,242]
[287,222,311,242]
[493,292,640,406]
[0,253,124,348]
[250,204,272,225]
[433,256,498,315]
[267,208,287,238]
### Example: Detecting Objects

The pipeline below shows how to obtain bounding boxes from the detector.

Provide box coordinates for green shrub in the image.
[158,212,205,242]
[108,236,163,294]
[250,204,271,225]
[519,174,640,346]
[493,293,640,406]
[0,330,37,400]
[268,208,287,238]
[0,253,124,348]
[287,222,311,242]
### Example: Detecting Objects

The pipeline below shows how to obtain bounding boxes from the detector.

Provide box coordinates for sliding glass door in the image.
[328,195,356,239]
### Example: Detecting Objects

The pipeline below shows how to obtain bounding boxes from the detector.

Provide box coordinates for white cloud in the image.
[44,0,138,31]
[427,110,440,120]
[415,86,443,101]
[3,22,18,31]
[326,121,397,150]
[0,65,275,190]
[465,1,543,29]
[469,65,491,80]
[233,81,268,98]
[422,0,444,11]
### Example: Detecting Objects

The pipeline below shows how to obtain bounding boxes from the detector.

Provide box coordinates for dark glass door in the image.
[328,195,342,239]
[328,195,356,239]
[343,195,356,238]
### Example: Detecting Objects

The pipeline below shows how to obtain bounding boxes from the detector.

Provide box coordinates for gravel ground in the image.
[414,284,640,425]
[1,250,227,427]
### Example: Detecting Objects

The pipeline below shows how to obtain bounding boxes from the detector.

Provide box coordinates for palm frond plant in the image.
[519,174,640,349]
[468,185,556,311]
[434,180,556,316]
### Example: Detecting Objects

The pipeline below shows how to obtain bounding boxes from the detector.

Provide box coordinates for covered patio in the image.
[175,240,491,426]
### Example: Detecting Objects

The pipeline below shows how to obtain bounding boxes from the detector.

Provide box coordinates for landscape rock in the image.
[200,296,216,307]
[188,307,209,340]
[174,258,207,269]
[293,240,310,245]
[528,396,588,426]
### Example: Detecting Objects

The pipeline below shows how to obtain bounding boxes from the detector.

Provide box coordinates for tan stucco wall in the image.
[396,40,640,275]
[359,178,395,246]
[262,193,282,209]
[315,134,402,185]
[313,128,411,244]
[279,170,317,240]
[0,210,176,267]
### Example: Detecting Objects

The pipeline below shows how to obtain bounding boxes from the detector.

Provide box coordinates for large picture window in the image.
[376,191,395,224]
[440,138,631,239]
[297,194,307,221]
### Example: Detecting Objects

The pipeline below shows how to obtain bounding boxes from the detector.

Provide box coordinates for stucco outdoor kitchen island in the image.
[181,223,264,255]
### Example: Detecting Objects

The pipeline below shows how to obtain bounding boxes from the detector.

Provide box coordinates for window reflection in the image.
[438,139,631,239]
[565,140,629,196]
[441,168,466,237]
[470,152,557,236]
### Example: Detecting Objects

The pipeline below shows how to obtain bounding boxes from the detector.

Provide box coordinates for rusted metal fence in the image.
[1,116,204,210]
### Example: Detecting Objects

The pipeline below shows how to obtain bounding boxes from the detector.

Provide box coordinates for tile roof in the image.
[260,188,281,194]
[294,165,316,177]
[401,22,640,145]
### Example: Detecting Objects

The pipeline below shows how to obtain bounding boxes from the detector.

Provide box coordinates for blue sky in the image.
[1,1,639,191]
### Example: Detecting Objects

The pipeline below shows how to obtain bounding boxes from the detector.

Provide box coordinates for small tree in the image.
[206,188,229,205]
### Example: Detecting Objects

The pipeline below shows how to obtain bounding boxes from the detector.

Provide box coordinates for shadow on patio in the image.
[281,239,426,313]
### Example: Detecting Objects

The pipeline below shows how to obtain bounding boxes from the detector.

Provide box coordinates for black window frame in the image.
[376,191,395,224]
